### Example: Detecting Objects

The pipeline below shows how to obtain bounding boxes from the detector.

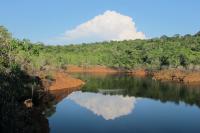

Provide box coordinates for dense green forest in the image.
[1,26,200,73]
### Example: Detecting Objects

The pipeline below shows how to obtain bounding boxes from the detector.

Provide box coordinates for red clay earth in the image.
[129,69,147,77]
[38,71,85,91]
[37,71,84,103]
[153,69,200,84]
[48,72,85,91]
[66,65,200,84]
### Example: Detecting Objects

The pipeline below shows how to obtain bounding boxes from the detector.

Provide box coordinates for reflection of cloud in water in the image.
[67,91,136,120]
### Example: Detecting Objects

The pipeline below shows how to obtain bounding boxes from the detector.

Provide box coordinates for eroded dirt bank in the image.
[39,71,85,91]
[129,69,147,77]
[39,66,200,93]
[49,72,85,91]
[66,65,200,84]
[153,69,200,84]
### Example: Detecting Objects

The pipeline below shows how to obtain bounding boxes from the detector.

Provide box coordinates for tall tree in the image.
[0,26,12,72]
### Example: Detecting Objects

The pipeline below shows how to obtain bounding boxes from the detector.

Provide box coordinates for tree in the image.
[160,35,168,40]
[173,34,181,38]
[179,54,188,67]
[0,26,12,72]
[160,56,169,67]
[194,31,200,36]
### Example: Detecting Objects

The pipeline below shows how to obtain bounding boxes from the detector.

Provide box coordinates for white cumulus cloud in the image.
[49,10,145,44]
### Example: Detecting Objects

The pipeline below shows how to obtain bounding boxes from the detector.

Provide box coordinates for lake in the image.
[48,73,200,133]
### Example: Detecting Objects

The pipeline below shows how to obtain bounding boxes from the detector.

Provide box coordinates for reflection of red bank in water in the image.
[50,87,82,103]
[49,72,85,91]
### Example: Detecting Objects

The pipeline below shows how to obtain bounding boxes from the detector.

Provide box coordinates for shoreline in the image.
[39,65,200,92]
[66,65,200,85]
[39,71,85,91]
[152,69,200,84]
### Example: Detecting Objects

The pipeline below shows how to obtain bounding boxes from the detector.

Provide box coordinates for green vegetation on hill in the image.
[1,25,200,73]
[8,29,200,71]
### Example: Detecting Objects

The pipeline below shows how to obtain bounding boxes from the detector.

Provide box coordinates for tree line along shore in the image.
[1,25,200,87]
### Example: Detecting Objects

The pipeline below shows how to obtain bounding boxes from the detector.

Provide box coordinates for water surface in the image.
[48,73,200,133]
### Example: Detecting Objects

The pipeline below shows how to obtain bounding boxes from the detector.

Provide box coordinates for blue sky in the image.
[0,0,200,44]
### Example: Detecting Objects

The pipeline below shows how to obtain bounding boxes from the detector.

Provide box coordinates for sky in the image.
[0,0,200,44]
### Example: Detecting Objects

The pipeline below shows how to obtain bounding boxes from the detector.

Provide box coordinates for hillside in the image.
[10,31,200,71]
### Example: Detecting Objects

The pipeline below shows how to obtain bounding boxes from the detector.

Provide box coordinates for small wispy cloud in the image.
[48,10,145,44]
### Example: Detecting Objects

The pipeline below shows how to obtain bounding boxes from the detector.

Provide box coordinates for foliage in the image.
[0,26,12,72]
[1,25,200,72]
[0,26,55,133]
[11,33,200,71]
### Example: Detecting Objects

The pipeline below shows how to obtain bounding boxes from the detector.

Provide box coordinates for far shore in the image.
[39,65,200,92]
[66,65,200,85]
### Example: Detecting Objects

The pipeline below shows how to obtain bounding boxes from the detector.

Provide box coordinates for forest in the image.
[2,26,200,73]
[1,25,200,75]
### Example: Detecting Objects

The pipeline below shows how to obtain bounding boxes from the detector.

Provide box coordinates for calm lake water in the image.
[48,73,200,133]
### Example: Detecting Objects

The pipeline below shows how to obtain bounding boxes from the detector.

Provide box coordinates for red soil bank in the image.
[48,72,85,91]
[153,69,200,84]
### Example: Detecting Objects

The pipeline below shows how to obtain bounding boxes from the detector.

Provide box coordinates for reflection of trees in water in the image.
[73,73,200,107]
[0,71,55,133]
